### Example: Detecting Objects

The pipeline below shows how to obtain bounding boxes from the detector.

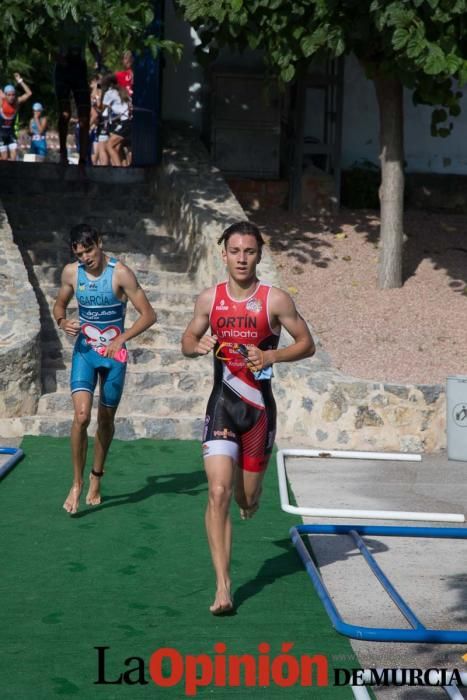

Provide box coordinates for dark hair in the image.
[100,73,118,91]
[70,223,100,251]
[100,72,129,102]
[217,221,265,249]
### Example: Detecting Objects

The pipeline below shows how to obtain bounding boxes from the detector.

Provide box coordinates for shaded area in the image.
[251,205,467,384]
[1,436,358,698]
[252,206,467,289]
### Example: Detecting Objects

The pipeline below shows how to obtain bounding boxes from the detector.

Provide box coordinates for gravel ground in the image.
[251,207,467,386]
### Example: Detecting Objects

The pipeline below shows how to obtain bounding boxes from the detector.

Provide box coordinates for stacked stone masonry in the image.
[0,131,445,451]
[0,202,41,417]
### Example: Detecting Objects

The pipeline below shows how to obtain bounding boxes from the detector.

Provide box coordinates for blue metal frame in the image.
[0,447,24,479]
[132,0,163,166]
[291,523,467,643]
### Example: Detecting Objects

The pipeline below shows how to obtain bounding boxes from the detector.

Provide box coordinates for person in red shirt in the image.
[115,50,134,98]
[181,221,315,615]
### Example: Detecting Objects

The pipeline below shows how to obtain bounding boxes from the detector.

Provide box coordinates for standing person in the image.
[0,73,32,161]
[53,224,157,515]
[181,221,315,614]
[53,13,101,168]
[115,50,134,99]
[29,103,48,161]
[98,73,131,167]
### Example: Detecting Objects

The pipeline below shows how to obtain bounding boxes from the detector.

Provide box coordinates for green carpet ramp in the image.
[1,436,359,698]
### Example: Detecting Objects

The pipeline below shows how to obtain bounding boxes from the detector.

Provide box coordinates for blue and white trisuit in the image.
[71,257,127,408]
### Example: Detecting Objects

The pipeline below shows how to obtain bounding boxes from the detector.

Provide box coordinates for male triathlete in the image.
[181,221,315,614]
[53,224,156,514]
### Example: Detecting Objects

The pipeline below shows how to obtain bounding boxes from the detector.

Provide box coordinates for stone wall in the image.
[0,204,41,417]
[158,125,446,452]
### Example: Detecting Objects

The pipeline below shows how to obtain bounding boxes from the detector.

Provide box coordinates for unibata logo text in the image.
[95,643,328,695]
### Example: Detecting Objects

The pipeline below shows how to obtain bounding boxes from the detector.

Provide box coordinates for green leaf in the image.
[424,46,446,75]
[406,36,424,59]
[449,103,461,117]
[292,26,305,40]
[281,64,295,82]
[445,54,461,75]
[438,126,452,137]
[392,28,409,51]
[300,35,317,58]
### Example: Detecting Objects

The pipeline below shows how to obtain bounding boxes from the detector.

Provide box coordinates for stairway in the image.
[1,169,211,440]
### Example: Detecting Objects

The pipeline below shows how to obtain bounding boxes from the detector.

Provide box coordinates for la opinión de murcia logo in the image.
[94,646,466,695]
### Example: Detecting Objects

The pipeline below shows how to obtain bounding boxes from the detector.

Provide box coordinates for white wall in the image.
[342,55,467,174]
[164,6,467,175]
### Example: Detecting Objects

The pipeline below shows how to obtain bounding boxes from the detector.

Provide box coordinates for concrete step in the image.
[20,224,172,255]
[30,254,190,287]
[38,270,197,297]
[40,324,188,349]
[41,341,212,372]
[38,390,207,416]
[0,413,205,441]
[8,210,164,234]
[39,294,194,330]
[42,367,212,394]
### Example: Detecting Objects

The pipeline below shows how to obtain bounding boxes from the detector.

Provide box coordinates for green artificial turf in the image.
[0,436,360,699]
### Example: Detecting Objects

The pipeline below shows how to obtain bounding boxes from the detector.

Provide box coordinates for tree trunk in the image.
[374,75,404,288]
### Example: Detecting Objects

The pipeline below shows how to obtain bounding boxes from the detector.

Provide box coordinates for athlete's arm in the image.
[14,74,32,104]
[181,288,217,357]
[38,116,48,134]
[107,263,156,356]
[259,287,315,368]
[53,264,80,337]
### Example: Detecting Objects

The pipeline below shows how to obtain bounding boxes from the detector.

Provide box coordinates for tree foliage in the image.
[1,0,182,76]
[175,0,467,134]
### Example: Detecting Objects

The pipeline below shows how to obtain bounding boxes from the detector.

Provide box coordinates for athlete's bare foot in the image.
[210,588,233,615]
[63,482,83,514]
[239,502,259,520]
[86,470,104,506]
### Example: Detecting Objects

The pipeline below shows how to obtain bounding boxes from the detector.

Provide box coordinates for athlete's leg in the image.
[107,133,124,167]
[86,403,117,506]
[63,390,93,514]
[204,454,236,613]
[97,138,110,166]
[235,469,266,520]
[85,362,125,504]
[235,399,275,519]
[8,142,18,161]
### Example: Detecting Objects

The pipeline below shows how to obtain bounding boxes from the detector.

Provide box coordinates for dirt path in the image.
[252,207,467,385]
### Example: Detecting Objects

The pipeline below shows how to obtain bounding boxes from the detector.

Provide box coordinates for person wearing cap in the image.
[29,103,48,161]
[0,73,32,161]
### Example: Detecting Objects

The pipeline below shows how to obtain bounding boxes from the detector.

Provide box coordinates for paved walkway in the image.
[283,448,467,698]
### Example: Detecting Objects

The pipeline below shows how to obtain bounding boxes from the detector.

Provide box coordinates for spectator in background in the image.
[53,13,101,168]
[115,51,134,100]
[98,73,131,167]
[89,73,112,167]
[0,73,32,161]
[29,103,48,161]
